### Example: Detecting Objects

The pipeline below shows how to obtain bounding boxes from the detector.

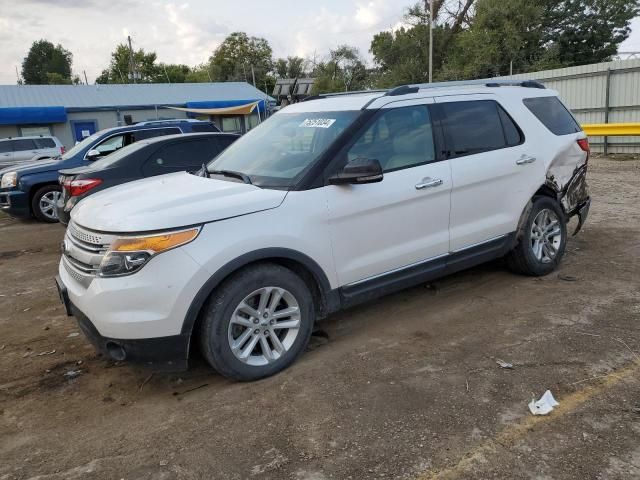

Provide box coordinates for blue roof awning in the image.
[0,106,67,125]
[186,99,267,113]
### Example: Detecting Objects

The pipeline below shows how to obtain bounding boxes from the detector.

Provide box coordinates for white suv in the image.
[56,80,591,380]
[0,135,64,168]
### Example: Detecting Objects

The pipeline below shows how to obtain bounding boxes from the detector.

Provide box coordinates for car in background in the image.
[56,132,239,225]
[0,119,219,223]
[0,136,65,168]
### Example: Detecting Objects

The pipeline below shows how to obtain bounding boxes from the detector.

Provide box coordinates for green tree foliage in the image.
[312,46,368,93]
[274,56,306,78]
[21,39,73,85]
[208,32,273,86]
[536,0,640,68]
[371,24,450,86]
[95,44,159,83]
[442,0,543,79]
[185,64,212,82]
[371,0,639,84]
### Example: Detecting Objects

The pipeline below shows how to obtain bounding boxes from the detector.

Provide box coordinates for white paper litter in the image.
[528,390,560,415]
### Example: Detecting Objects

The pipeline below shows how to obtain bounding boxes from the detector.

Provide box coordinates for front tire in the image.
[31,185,61,223]
[199,263,315,381]
[506,197,567,276]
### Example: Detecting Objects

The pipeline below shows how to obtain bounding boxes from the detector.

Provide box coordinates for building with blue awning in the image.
[0,83,274,148]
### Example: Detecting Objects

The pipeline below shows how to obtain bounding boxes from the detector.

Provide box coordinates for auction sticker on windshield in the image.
[299,118,336,128]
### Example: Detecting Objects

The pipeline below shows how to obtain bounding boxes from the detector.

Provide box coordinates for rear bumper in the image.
[0,189,30,218]
[55,275,190,371]
[570,197,590,235]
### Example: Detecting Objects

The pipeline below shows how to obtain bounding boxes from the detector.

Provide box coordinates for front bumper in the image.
[55,275,191,371]
[56,244,211,371]
[571,197,590,236]
[0,189,30,218]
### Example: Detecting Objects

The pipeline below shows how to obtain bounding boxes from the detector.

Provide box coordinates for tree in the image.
[441,0,543,79]
[22,40,73,85]
[208,32,273,86]
[312,46,368,93]
[275,56,306,78]
[95,44,160,84]
[535,0,640,68]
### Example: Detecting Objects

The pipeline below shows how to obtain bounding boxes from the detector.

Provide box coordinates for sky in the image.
[0,0,639,85]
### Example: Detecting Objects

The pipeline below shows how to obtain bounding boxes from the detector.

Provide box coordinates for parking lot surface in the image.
[1,157,639,480]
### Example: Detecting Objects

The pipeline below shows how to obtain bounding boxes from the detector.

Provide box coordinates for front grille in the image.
[63,222,116,286]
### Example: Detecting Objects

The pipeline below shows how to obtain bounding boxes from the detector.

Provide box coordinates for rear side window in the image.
[12,139,37,151]
[132,127,181,142]
[143,139,215,176]
[523,96,581,135]
[190,123,219,133]
[440,100,523,157]
[34,138,56,148]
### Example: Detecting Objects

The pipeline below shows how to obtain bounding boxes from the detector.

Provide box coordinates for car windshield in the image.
[59,131,104,160]
[207,110,360,188]
[88,142,148,169]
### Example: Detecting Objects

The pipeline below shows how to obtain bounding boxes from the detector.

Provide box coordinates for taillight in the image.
[63,178,102,197]
[577,138,590,163]
[60,146,66,154]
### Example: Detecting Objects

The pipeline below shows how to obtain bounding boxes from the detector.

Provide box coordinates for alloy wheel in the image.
[38,191,60,221]
[530,208,562,263]
[227,286,301,367]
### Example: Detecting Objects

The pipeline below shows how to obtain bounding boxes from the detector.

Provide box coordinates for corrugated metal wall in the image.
[496,59,640,154]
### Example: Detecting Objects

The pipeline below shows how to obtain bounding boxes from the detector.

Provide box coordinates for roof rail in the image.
[408,79,545,90]
[301,89,388,102]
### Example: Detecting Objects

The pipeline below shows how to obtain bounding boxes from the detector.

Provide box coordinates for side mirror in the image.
[86,149,101,160]
[328,158,383,185]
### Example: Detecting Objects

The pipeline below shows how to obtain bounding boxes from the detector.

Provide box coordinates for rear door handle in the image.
[415,178,443,190]
[516,154,536,165]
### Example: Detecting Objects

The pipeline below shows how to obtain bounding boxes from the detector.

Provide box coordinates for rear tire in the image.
[199,263,315,381]
[506,197,567,276]
[31,185,61,223]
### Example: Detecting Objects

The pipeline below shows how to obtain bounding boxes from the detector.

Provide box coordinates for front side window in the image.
[347,105,435,172]
[208,110,360,188]
[0,142,11,154]
[440,100,509,157]
[95,135,125,155]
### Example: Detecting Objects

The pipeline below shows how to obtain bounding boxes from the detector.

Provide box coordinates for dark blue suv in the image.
[0,119,219,222]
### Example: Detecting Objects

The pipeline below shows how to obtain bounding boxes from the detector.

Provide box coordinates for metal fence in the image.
[496,58,640,154]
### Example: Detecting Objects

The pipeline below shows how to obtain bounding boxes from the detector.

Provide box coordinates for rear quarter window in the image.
[523,96,581,136]
[34,138,56,148]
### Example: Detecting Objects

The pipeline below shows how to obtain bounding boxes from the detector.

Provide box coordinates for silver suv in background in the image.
[0,136,65,168]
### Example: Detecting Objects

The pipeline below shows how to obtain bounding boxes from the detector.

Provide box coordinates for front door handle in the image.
[516,154,536,165]
[415,178,443,190]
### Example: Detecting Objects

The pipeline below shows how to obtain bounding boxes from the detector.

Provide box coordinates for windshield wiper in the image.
[209,169,252,184]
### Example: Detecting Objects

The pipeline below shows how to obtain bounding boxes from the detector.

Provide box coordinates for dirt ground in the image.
[1,157,639,480]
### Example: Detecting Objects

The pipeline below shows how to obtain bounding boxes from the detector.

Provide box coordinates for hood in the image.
[71,171,287,233]
[0,157,67,177]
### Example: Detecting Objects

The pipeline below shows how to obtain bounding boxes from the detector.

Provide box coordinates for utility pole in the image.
[15,65,20,84]
[83,70,89,85]
[251,65,257,87]
[163,64,171,84]
[127,35,136,83]
[509,60,513,76]
[427,0,433,83]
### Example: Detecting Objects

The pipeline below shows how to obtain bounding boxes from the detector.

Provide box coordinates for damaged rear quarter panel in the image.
[544,137,589,215]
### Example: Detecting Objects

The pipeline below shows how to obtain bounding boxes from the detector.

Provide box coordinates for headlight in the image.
[1,172,17,189]
[98,227,201,277]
